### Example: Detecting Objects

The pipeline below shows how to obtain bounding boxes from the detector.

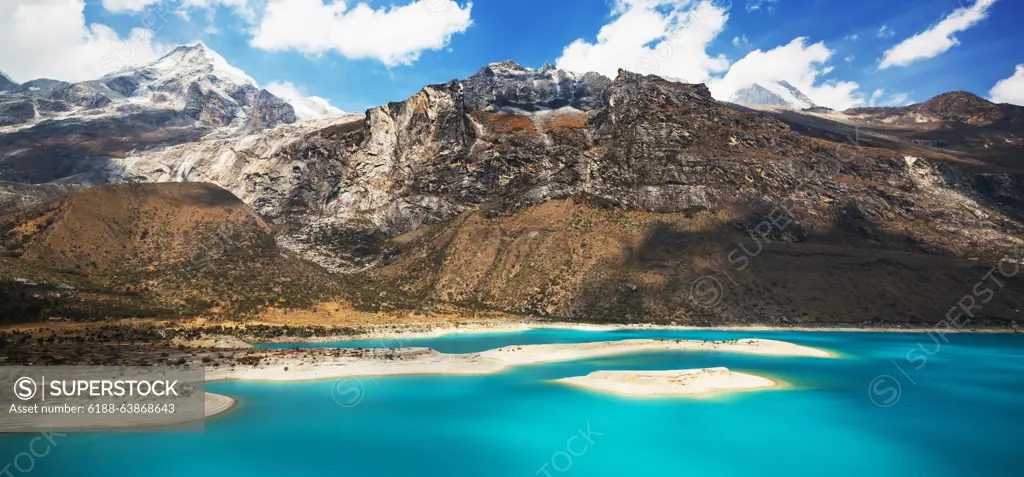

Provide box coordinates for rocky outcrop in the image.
[0,72,17,93]
[462,61,611,111]
[0,99,35,126]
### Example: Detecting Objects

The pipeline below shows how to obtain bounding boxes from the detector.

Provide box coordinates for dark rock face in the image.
[0,111,204,183]
[182,83,295,131]
[50,83,113,109]
[461,61,610,111]
[202,68,1021,277]
[0,99,35,126]
[104,75,144,96]
[183,82,235,126]
[0,73,17,93]
[17,79,71,96]
[251,88,297,131]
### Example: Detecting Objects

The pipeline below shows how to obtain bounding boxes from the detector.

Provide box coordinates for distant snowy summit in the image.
[0,43,346,134]
[728,80,819,110]
[0,43,299,134]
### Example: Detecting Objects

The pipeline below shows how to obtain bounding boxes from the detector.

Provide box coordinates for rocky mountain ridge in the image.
[1,52,1023,324]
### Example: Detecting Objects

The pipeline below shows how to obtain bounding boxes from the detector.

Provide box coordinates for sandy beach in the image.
[205,392,236,417]
[205,338,831,382]
[556,367,777,397]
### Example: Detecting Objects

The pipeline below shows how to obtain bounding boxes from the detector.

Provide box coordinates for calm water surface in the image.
[4,329,1023,476]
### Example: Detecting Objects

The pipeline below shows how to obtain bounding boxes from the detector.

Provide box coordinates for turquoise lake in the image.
[3,329,1024,476]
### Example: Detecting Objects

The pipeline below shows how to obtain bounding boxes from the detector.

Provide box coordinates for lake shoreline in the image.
[243,320,1022,344]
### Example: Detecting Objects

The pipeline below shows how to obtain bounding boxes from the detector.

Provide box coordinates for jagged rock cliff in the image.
[2,56,1023,324]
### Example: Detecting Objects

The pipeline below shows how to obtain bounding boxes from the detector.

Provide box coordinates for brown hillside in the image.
[2,182,267,274]
[373,198,1024,326]
[0,183,348,322]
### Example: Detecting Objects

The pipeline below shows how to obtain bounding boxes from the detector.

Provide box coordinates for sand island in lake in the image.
[556,367,777,397]
[206,338,831,382]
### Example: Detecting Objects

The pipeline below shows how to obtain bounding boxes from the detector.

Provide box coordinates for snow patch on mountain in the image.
[141,43,257,88]
[265,81,344,120]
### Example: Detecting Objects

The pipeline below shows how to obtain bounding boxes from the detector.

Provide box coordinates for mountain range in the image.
[1,45,1022,326]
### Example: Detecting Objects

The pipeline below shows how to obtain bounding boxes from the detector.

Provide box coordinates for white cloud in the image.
[0,0,170,82]
[556,0,730,83]
[745,0,778,12]
[870,89,886,104]
[101,0,162,13]
[182,0,254,22]
[889,92,911,105]
[845,34,859,41]
[877,25,895,38]
[878,0,996,69]
[181,0,248,8]
[102,0,250,16]
[250,0,473,66]
[867,88,911,106]
[708,37,864,110]
[553,1,864,110]
[989,64,1024,105]
[844,54,855,62]
[732,34,749,47]
[265,80,344,119]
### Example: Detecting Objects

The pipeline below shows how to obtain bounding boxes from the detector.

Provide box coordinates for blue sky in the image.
[2,0,1023,111]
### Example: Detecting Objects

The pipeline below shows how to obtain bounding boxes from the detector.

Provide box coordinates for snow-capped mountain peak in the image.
[729,81,818,109]
[143,43,258,89]
[0,43,295,137]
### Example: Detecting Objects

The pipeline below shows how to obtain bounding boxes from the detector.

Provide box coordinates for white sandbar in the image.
[556,367,777,397]
[206,338,830,382]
